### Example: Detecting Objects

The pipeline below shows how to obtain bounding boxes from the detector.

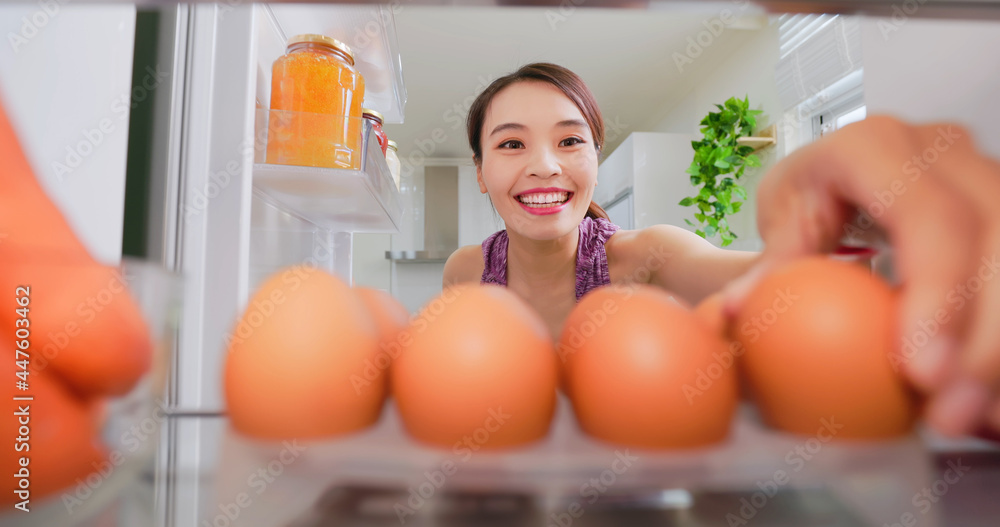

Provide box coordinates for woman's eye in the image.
[498,140,524,149]
[561,137,584,147]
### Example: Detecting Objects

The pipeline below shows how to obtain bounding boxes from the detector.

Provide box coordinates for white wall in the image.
[0,4,136,264]
[458,164,502,247]
[632,132,703,231]
[386,162,499,312]
[351,233,392,291]
[647,21,781,251]
[392,165,425,252]
[861,17,1000,158]
[388,164,436,312]
[392,262,444,313]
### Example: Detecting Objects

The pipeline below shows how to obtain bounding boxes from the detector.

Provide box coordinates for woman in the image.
[444,63,1000,439]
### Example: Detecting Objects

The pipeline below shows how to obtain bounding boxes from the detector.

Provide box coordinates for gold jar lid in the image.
[287,34,355,65]
[362,108,384,124]
[386,139,398,151]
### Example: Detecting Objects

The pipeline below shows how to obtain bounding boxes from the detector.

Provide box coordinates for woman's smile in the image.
[515,188,574,215]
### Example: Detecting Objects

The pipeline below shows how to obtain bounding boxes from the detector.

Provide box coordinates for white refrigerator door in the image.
[0,4,136,264]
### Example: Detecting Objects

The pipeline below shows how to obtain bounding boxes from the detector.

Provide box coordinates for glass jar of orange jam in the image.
[266,34,365,169]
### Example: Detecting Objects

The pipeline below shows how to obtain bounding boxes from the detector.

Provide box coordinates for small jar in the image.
[385,139,401,191]
[362,108,387,156]
[267,34,365,169]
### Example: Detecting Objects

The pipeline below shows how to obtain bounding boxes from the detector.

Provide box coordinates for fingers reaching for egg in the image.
[735,115,1000,438]
[732,258,919,439]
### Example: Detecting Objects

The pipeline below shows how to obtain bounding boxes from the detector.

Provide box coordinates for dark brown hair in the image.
[466,63,609,221]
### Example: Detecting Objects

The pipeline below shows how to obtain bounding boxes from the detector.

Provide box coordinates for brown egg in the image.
[560,285,738,449]
[734,257,918,439]
[695,291,754,402]
[354,287,410,396]
[391,284,558,450]
[225,266,383,440]
[1,352,107,506]
[355,287,410,342]
[0,261,152,398]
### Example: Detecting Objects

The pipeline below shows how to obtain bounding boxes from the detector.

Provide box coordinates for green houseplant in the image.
[680,96,763,247]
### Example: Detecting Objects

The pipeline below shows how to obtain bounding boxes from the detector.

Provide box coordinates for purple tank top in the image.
[480,217,620,301]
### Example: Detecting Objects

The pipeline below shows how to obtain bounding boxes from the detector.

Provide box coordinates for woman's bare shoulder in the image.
[605,224,695,264]
[443,244,485,287]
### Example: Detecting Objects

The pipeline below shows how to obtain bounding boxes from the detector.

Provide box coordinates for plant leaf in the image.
[733,186,748,200]
[705,225,717,237]
[719,188,732,206]
[678,197,695,206]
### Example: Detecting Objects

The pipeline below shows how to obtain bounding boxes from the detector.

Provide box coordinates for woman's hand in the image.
[725,115,1000,438]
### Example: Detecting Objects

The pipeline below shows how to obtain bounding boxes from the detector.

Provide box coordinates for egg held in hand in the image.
[734,257,919,439]
[224,266,384,440]
[391,284,558,450]
[560,284,738,449]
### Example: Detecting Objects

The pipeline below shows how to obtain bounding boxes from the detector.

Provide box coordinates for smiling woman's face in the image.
[477,81,599,241]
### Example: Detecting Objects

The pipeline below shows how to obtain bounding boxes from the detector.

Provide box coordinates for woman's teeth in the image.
[517,192,570,207]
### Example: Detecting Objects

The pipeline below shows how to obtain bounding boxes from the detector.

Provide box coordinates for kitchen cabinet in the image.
[597,132,700,231]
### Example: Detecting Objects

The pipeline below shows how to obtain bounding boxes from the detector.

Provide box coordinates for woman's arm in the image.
[637,224,759,305]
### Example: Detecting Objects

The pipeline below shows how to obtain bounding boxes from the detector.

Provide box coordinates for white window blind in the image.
[775,14,862,110]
